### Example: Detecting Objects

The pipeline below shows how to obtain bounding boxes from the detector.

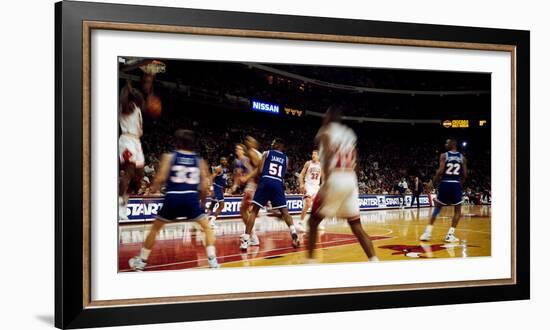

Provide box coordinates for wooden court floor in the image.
[118,205,491,272]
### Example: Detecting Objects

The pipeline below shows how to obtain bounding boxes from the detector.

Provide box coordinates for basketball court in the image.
[118,204,491,272]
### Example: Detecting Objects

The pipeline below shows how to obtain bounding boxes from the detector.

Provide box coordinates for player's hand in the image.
[299,184,305,194]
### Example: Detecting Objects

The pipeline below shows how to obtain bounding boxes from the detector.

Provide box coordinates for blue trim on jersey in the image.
[261,175,283,182]
[260,150,287,182]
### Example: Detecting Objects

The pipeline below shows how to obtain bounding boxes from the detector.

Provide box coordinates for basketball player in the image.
[207,157,229,227]
[118,81,145,220]
[420,139,468,243]
[238,136,263,246]
[306,105,378,262]
[231,144,250,195]
[240,138,299,250]
[129,129,219,270]
[297,150,322,232]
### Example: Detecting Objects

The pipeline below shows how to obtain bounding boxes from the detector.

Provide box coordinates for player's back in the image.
[119,104,143,137]
[321,122,357,171]
[164,151,201,193]
[441,151,464,182]
[261,150,287,183]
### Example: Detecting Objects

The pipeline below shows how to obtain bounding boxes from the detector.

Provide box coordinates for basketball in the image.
[145,94,162,118]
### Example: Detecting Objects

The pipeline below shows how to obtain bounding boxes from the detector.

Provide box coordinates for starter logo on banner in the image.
[121,194,432,223]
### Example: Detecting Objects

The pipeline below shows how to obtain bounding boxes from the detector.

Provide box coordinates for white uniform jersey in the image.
[316,122,360,218]
[118,104,144,167]
[119,104,143,137]
[319,122,357,172]
[305,161,321,186]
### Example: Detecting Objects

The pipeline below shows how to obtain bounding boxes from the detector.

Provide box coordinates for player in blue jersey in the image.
[239,138,299,250]
[128,129,219,270]
[206,157,229,227]
[420,139,468,243]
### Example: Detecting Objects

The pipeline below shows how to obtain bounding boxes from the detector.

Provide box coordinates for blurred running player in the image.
[307,105,378,262]
[420,139,467,243]
[128,129,219,270]
[238,136,263,246]
[207,157,229,227]
[240,138,299,250]
[297,150,322,232]
[118,81,145,220]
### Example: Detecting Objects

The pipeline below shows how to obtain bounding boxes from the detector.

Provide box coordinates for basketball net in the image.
[139,60,166,75]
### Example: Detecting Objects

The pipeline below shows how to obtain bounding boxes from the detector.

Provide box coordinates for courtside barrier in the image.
[120,193,432,223]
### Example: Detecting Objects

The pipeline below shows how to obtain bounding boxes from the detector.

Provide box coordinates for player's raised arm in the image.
[433,153,447,185]
[149,153,172,194]
[120,80,144,115]
[298,161,311,193]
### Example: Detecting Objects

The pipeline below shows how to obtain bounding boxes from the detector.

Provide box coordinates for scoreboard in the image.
[442,119,488,128]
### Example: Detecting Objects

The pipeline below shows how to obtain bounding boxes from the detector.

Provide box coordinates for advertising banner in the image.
[120,194,432,223]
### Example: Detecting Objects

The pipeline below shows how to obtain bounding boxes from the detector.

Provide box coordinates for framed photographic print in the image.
[55,0,530,328]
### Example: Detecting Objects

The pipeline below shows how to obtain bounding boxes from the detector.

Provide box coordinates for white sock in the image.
[242,233,250,241]
[448,227,455,235]
[289,225,297,234]
[425,225,433,233]
[206,245,216,258]
[369,256,379,262]
[140,248,151,261]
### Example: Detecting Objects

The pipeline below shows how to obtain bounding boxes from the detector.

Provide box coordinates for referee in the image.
[411,176,422,208]
[398,178,408,209]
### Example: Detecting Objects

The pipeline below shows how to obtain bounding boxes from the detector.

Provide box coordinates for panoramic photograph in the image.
[116,57,491,272]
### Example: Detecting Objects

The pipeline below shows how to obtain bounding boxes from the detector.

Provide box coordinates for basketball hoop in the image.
[139,60,166,75]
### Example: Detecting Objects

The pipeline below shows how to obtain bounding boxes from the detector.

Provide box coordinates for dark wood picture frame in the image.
[55,1,530,328]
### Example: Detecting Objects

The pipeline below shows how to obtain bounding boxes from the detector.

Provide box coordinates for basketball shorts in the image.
[313,171,359,219]
[157,192,205,222]
[252,178,287,209]
[304,182,320,198]
[118,134,145,168]
[211,184,225,202]
[435,181,463,205]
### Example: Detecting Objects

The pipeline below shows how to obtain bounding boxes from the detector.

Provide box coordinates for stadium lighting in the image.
[462,141,468,147]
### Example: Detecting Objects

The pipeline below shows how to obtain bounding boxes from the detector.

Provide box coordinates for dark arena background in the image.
[118,57,491,271]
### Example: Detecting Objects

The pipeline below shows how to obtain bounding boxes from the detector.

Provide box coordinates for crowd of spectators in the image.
[124,58,491,198]
[135,112,491,198]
